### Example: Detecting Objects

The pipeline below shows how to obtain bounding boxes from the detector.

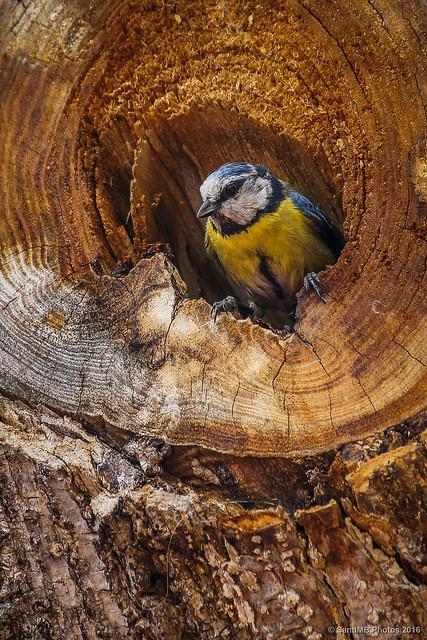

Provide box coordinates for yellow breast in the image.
[205,198,334,303]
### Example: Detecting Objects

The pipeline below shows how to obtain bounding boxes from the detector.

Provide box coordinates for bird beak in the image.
[197,199,217,219]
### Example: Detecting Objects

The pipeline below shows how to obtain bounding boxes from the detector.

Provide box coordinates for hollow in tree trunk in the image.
[0,1,426,638]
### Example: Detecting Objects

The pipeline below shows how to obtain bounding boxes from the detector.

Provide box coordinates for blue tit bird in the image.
[196,162,344,322]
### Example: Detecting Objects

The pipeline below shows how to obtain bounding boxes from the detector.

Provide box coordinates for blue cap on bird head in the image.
[202,162,268,190]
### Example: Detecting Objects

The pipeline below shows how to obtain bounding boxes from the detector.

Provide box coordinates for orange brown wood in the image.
[0,0,426,457]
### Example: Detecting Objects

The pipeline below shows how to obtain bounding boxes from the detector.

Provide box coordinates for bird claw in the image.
[248,300,264,318]
[304,272,327,302]
[211,296,239,322]
[274,325,292,338]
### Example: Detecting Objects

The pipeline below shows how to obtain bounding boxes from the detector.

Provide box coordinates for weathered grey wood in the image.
[0,396,425,639]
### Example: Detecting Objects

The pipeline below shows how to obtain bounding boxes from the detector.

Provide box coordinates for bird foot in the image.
[274,324,292,338]
[248,301,265,318]
[304,272,327,302]
[211,296,239,322]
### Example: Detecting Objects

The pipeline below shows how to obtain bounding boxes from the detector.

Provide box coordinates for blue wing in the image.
[289,191,344,258]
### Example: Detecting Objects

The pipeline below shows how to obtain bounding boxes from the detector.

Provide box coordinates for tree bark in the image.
[0,1,426,638]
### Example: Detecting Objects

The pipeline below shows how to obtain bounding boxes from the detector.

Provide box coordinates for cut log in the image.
[0,0,426,637]
[0,0,426,457]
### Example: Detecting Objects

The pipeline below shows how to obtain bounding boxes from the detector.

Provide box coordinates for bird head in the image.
[197,162,284,232]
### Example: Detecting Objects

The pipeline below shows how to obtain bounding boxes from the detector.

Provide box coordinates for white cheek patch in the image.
[200,171,274,227]
[221,177,271,225]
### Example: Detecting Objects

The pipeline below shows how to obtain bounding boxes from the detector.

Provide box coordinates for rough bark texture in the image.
[0,0,426,638]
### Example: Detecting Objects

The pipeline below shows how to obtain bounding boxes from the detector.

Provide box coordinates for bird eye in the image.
[222,182,239,199]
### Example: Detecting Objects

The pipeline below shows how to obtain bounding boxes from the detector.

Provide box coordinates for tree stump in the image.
[0,1,426,638]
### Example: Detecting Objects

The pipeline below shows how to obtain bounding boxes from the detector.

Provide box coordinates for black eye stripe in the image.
[220,178,245,200]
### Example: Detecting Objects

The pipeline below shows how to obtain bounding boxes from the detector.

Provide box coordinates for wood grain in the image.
[0,0,426,459]
[0,395,425,638]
